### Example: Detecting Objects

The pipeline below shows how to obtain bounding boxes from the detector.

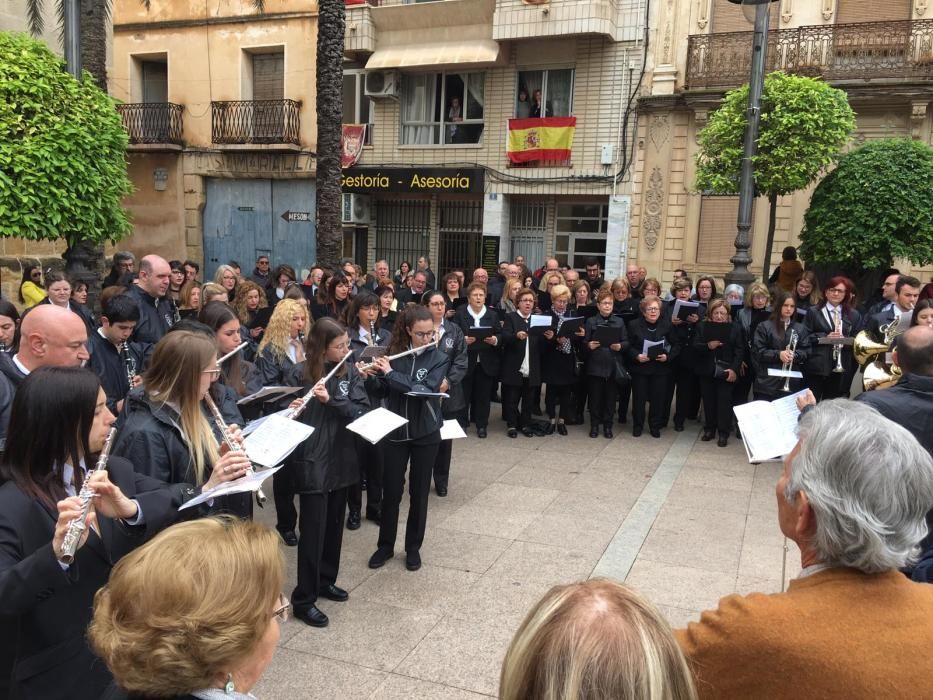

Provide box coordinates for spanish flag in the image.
[507,117,576,164]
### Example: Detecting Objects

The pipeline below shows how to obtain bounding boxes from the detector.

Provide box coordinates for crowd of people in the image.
[0,246,932,699]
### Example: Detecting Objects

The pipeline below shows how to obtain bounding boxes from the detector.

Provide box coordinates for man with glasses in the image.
[249,255,271,288]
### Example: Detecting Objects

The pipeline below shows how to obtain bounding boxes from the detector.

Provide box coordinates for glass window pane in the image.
[573,238,607,254]
[358,77,370,124]
[557,203,602,219]
[517,71,542,118]
[342,74,356,123]
[555,235,570,251]
[559,218,602,234]
[546,69,574,116]
[466,73,484,120]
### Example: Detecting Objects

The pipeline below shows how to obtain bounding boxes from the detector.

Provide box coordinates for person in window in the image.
[516,88,532,119]
[447,96,463,144]
[531,89,551,118]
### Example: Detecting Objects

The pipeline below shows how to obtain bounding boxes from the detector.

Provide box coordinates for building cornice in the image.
[113,10,317,33]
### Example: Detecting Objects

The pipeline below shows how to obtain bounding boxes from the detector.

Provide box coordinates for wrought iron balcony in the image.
[211,99,301,145]
[116,103,184,145]
[686,19,933,90]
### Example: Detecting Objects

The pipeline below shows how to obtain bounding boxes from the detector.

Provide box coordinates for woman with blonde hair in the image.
[89,517,286,699]
[500,578,696,700]
[178,280,202,321]
[233,279,268,330]
[201,282,229,306]
[111,331,252,517]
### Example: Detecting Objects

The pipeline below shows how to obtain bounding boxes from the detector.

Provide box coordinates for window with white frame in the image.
[400,72,485,145]
[342,71,373,145]
[554,202,608,271]
[515,68,574,118]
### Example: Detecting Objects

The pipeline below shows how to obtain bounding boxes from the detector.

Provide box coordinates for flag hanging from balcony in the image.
[507,117,576,164]
[341,125,366,168]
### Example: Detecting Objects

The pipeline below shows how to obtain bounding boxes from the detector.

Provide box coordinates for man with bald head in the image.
[0,305,90,445]
[128,254,177,347]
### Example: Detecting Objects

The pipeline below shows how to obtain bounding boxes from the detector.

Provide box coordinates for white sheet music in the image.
[672,299,700,317]
[236,385,302,406]
[642,339,665,355]
[733,390,808,463]
[530,314,552,328]
[440,419,467,440]
[242,414,315,468]
[178,465,282,511]
[346,407,408,445]
[240,408,290,437]
[767,368,804,379]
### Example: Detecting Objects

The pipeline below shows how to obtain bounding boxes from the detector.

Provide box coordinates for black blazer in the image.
[752,320,810,396]
[455,305,502,378]
[541,312,581,386]
[438,321,468,415]
[804,305,862,377]
[583,313,627,379]
[501,312,542,386]
[692,321,745,378]
[625,317,679,376]
[0,457,174,700]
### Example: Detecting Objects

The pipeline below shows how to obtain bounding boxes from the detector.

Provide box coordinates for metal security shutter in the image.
[711,0,778,33]
[438,201,483,277]
[510,201,547,271]
[252,54,284,101]
[835,0,910,23]
[374,200,431,273]
[696,196,740,266]
[141,61,168,103]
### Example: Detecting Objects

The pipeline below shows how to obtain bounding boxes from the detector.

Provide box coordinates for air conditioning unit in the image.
[364,71,400,99]
[342,193,373,225]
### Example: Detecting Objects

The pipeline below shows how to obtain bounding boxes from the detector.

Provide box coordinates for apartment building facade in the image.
[110,0,319,278]
[342,0,646,279]
[631,0,933,289]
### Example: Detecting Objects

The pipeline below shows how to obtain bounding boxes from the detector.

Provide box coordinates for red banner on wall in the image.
[341,125,367,168]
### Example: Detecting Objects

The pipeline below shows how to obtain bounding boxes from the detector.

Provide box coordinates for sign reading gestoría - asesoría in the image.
[342,167,485,194]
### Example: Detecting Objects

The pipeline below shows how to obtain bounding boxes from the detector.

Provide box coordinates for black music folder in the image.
[702,322,733,344]
[464,326,495,339]
[555,316,585,335]
[576,305,598,319]
[593,324,623,347]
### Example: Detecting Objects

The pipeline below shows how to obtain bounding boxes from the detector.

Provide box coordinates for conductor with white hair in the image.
[677,399,933,699]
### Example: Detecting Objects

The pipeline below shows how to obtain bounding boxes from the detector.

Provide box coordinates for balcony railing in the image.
[211,99,301,145]
[116,103,184,145]
[686,19,933,90]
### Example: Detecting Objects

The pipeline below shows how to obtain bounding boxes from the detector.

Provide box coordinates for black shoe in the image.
[674,422,684,432]
[557,423,568,436]
[521,427,535,438]
[589,426,599,438]
[545,422,556,435]
[604,425,613,439]
[507,427,518,438]
[319,584,349,602]
[279,529,298,547]
[365,505,382,525]
[701,431,715,442]
[406,550,422,571]
[477,427,487,438]
[650,428,661,438]
[435,485,448,497]
[296,605,329,628]
[632,426,643,437]
[717,435,729,448]
[346,510,361,530]
[368,548,394,569]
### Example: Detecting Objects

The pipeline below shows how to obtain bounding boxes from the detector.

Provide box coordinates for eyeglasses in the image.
[826,287,846,294]
[31,272,41,278]
[428,301,446,307]
[412,331,435,339]
[202,369,222,377]
[273,593,290,623]
[645,307,661,313]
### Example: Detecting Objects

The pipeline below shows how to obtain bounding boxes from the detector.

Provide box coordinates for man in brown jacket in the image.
[676,399,933,698]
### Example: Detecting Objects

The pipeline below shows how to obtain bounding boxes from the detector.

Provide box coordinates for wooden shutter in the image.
[252,54,284,101]
[696,196,740,265]
[141,61,168,103]
[711,0,779,33]
[836,0,910,23]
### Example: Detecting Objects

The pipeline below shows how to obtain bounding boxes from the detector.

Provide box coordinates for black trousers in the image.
[805,371,851,402]
[587,376,617,426]
[667,362,701,427]
[273,462,297,533]
[545,383,573,421]
[463,366,496,429]
[433,409,460,490]
[379,440,439,554]
[348,437,383,515]
[502,380,538,428]
[292,487,348,612]
[699,377,734,436]
[574,373,589,419]
[632,373,670,432]
[616,381,631,422]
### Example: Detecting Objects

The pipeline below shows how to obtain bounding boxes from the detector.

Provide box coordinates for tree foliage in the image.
[696,71,856,196]
[0,32,132,249]
[799,138,933,272]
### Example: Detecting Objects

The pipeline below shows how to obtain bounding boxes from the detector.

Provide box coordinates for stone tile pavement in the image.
[254,415,791,698]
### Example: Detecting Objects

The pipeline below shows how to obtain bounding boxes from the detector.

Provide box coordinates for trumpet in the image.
[285,350,353,420]
[368,320,376,347]
[782,329,799,393]
[832,309,845,374]
[357,337,440,372]
[204,393,266,507]
[60,426,117,564]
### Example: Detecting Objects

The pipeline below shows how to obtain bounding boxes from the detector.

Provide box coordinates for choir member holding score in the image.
[455,282,501,439]
[693,299,743,447]
[583,288,627,439]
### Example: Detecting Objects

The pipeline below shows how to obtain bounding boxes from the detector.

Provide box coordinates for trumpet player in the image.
[752,291,810,400]
[88,293,145,414]
[0,367,175,700]
[804,276,862,401]
[866,275,921,343]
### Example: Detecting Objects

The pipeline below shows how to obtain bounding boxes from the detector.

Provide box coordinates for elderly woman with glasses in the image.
[626,295,679,438]
[89,517,286,699]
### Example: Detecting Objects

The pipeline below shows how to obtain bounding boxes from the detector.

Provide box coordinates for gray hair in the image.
[787,399,933,573]
[113,251,135,265]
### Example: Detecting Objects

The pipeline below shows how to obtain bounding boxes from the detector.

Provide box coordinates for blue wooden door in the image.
[203,178,316,280]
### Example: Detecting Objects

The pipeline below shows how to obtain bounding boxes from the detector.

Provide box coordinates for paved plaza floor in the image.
[254,415,791,698]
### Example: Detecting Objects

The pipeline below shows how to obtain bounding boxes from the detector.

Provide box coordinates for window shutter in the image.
[711,0,779,33]
[696,196,741,265]
[836,0,910,23]
[252,54,284,101]
[141,61,168,104]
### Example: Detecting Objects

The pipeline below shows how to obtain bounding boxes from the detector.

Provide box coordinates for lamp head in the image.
[727,0,778,23]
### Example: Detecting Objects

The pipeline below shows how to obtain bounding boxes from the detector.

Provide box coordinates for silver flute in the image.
[356,337,440,372]
[60,427,117,564]
[204,393,266,507]
[285,350,354,420]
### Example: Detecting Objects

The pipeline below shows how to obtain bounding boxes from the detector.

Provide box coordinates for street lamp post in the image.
[63,0,81,78]
[723,0,777,289]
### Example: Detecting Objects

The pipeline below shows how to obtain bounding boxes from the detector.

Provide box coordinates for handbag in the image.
[713,360,731,381]
[613,357,632,386]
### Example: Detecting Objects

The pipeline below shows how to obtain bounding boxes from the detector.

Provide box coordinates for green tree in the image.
[0,33,133,251]
[799,138,933,277]
[695,71,855,282]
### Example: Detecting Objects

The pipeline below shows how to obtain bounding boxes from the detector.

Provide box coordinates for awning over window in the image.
[365,40,500,71]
